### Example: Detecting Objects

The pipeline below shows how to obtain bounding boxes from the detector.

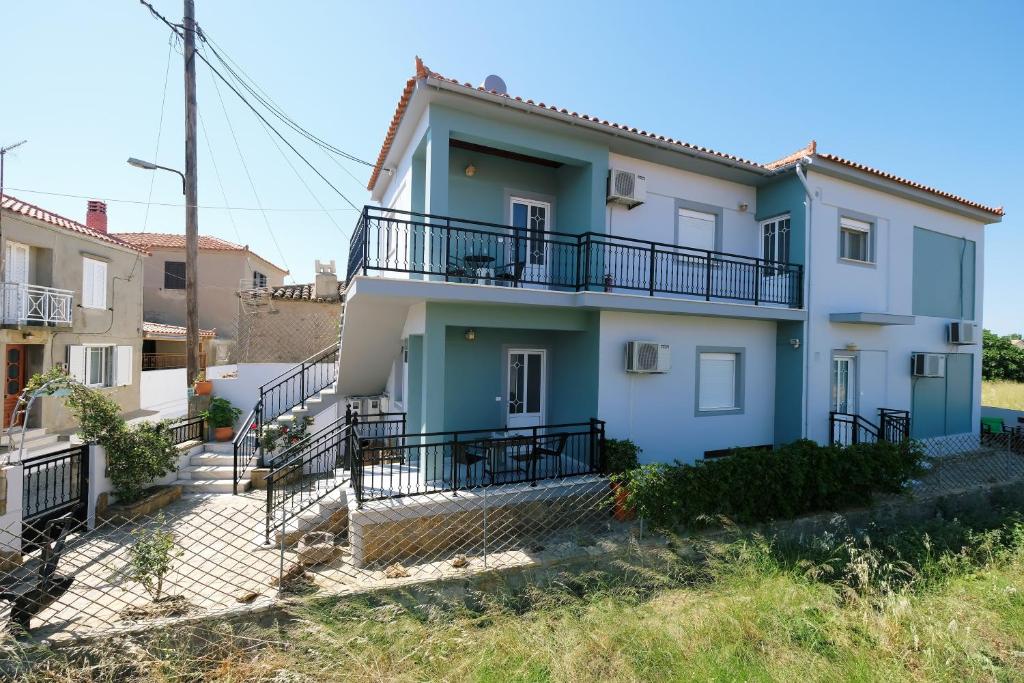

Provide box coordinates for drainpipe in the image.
[795,158,814,439]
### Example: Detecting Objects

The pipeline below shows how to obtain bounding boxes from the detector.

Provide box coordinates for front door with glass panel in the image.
[3,242,29,324]
[510,198,550,285]
[3,344,26,428]
[506,349,546,430]
[831,356,856,414]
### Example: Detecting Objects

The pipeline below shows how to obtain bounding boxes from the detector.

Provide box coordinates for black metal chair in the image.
[512,433,568,485]
[1,512,76,634]
[494,260,526,287]
[453,440,491,488]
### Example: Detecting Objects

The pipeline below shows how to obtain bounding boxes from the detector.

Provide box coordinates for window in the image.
[696,349,743,415]
[85,346,113,387]
[81,257,108,309]
[831,356,855,413]
[164,261,186,289]
[252,271,267,288]
[760,215,791,264]
[839,217,872,262]
[676,208,717,251]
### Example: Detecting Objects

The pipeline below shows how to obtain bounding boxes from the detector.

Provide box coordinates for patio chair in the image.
[511,433,569,485]
[1,512,76,633]
[452,440,491,488]
[358,437,405,466]
[494,260,526,287]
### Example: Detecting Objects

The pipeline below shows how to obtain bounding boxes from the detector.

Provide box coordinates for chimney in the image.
[85,200,107,233]
[314,259,338,300]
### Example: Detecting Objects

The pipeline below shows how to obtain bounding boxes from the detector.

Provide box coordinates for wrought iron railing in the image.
[1,282,74,326]
[830,409,911,446]
[142,352,208,371]
[264,410,406,543]
[22,444,88,525]
[167,415,205,446]
[348,207,803,308]
[233,342,340,493]
[351,418,606,505]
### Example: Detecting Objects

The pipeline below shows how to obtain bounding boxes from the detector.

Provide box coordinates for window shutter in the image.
[67,346,87,383]
[699,352,737,411]
[82,259,94,308]
[94,261,107,308]
[115,346,133,386]
[677,208,716,251]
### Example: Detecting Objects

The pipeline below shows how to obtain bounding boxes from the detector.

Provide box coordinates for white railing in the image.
[1,282,74,326]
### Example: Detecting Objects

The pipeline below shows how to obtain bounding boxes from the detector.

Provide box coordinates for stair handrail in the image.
[232,400,261,494]
[258,342,340,393]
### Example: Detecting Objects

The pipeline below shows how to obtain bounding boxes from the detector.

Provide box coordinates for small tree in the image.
[125,515,181,602]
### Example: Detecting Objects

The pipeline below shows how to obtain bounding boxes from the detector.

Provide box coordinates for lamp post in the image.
[127,156,199,387]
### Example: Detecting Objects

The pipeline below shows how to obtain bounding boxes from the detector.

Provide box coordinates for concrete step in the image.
[189,453,235,467]
[202,441,235,455]
[178,465,236,480]
[177,478,250,494]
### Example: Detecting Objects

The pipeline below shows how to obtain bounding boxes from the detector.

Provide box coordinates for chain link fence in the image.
[912,428,1024,496]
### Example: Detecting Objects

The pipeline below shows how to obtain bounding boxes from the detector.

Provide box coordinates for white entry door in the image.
[506,349,546,430]
[831,355,856,414]
[3,242,29,323]
[510,198,550,284]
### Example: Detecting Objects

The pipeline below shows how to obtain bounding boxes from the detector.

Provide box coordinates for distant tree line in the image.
[983,329,1024,382]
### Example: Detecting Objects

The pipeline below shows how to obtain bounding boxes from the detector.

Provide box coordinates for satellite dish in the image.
[480,74,507,95]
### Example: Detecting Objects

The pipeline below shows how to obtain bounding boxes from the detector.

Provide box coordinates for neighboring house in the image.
[236,260,342,363]
[142,321,215,371]
[111,232,288,364]
[337,58,1003,464]
[1011,339,1024,350]
[0,196,145,434]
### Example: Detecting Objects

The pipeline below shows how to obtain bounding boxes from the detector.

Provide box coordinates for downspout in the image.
[795,158,814,439]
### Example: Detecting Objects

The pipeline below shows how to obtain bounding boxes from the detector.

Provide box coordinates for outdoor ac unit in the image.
[625,341,670,374]
[607,168,647,209]
[345,395,388,417]
[948,321,978,345]
[911,353,946,378]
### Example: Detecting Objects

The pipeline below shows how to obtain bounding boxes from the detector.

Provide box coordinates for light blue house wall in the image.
[912,227,976,320]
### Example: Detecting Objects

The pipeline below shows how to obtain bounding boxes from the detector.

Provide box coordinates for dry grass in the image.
[7,512,1024,682]
[982,380,1024,411]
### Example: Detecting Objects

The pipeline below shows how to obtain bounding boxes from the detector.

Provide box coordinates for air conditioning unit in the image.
[607,168,647,209]
[948,321,978,345]
[625,341,670,373]
[911,353,946,378]
[345,395,388,417]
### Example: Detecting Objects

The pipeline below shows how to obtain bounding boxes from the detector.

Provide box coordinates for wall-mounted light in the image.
[789,338,800,349]
[465,163,477,177]
[464,328,476,342]
[845,342,859,352]
[738,202,749,212]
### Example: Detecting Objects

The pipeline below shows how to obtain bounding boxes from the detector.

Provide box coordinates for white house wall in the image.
[597,310,777,464]
[803,169,986,443]
[606,152,760,256]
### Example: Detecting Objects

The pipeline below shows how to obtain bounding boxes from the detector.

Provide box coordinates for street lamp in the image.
[127,157,186,195]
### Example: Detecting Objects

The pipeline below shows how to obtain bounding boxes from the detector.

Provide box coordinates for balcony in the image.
[142,352,208,371]
[0,282,73,327]
[348,207,803,308]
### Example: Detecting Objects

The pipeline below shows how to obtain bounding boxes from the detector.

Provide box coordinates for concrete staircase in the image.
[272,381,339,428]
[271,482,349,546]
[174,441,251,494]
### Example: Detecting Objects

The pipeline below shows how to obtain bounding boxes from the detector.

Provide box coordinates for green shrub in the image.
[202,397,241,429]
[26,367,179,504]
[125,514,182,602]
[603,438,641,474]
[615,439,924,529]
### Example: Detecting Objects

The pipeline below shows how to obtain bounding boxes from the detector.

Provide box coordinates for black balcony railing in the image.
[830,409,911,447]
[351,418,606,505]
[348,207,803,308]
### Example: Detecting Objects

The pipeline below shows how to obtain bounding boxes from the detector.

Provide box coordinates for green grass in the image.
[10,511,1024,682]
[983,380,1024,411]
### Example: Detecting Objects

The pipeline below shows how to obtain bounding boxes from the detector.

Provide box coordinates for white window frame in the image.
[831,355,857,413]
[84,345,113,388]
[695,347,744,416]
[760,214,791,264]
[509,196,552,267]
[82,257,108,309]
[839,216,873,263]
[676,207,717,252]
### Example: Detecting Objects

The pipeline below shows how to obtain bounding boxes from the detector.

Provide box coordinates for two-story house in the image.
[110,232,288,365]
[0,196,145,435]
[337,59,1001,468]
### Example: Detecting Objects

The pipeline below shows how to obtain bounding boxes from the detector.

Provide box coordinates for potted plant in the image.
[604,439,641,521]
[202,397,241,442]
[193,371,212,396]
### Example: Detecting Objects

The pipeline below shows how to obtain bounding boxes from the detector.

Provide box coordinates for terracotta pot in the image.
[213,426,234,442]
[194,380,213,396]
[611,481,635,522]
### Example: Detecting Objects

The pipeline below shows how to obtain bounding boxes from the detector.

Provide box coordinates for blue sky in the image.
[1,1,1020,332]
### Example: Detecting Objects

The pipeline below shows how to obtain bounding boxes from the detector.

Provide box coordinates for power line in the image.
[3,187,357,213]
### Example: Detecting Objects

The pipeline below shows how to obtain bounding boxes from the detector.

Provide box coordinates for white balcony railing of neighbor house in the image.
[0,282,74,326]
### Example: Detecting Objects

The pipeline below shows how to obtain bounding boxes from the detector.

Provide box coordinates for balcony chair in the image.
[452,440,491,488]
[511,433,568,485]
[494,260,526,287]
[358,436,405,467]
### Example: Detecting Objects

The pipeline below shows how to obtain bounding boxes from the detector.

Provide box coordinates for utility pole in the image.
[183,0,200,387]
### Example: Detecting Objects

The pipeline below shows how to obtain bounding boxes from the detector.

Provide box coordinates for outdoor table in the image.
[463,254,496,283]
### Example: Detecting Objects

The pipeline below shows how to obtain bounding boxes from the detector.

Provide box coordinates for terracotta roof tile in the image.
[368,59,1004,220]
[270,282,343,302]
[143,321,216,338]
[112,232,290,273]
[1,194,147,254]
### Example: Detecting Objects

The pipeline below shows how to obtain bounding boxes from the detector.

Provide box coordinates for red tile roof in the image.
[1,194,148,253]
[369,59,1003,219]
[112,232,289,273]
[143,321,216,338]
